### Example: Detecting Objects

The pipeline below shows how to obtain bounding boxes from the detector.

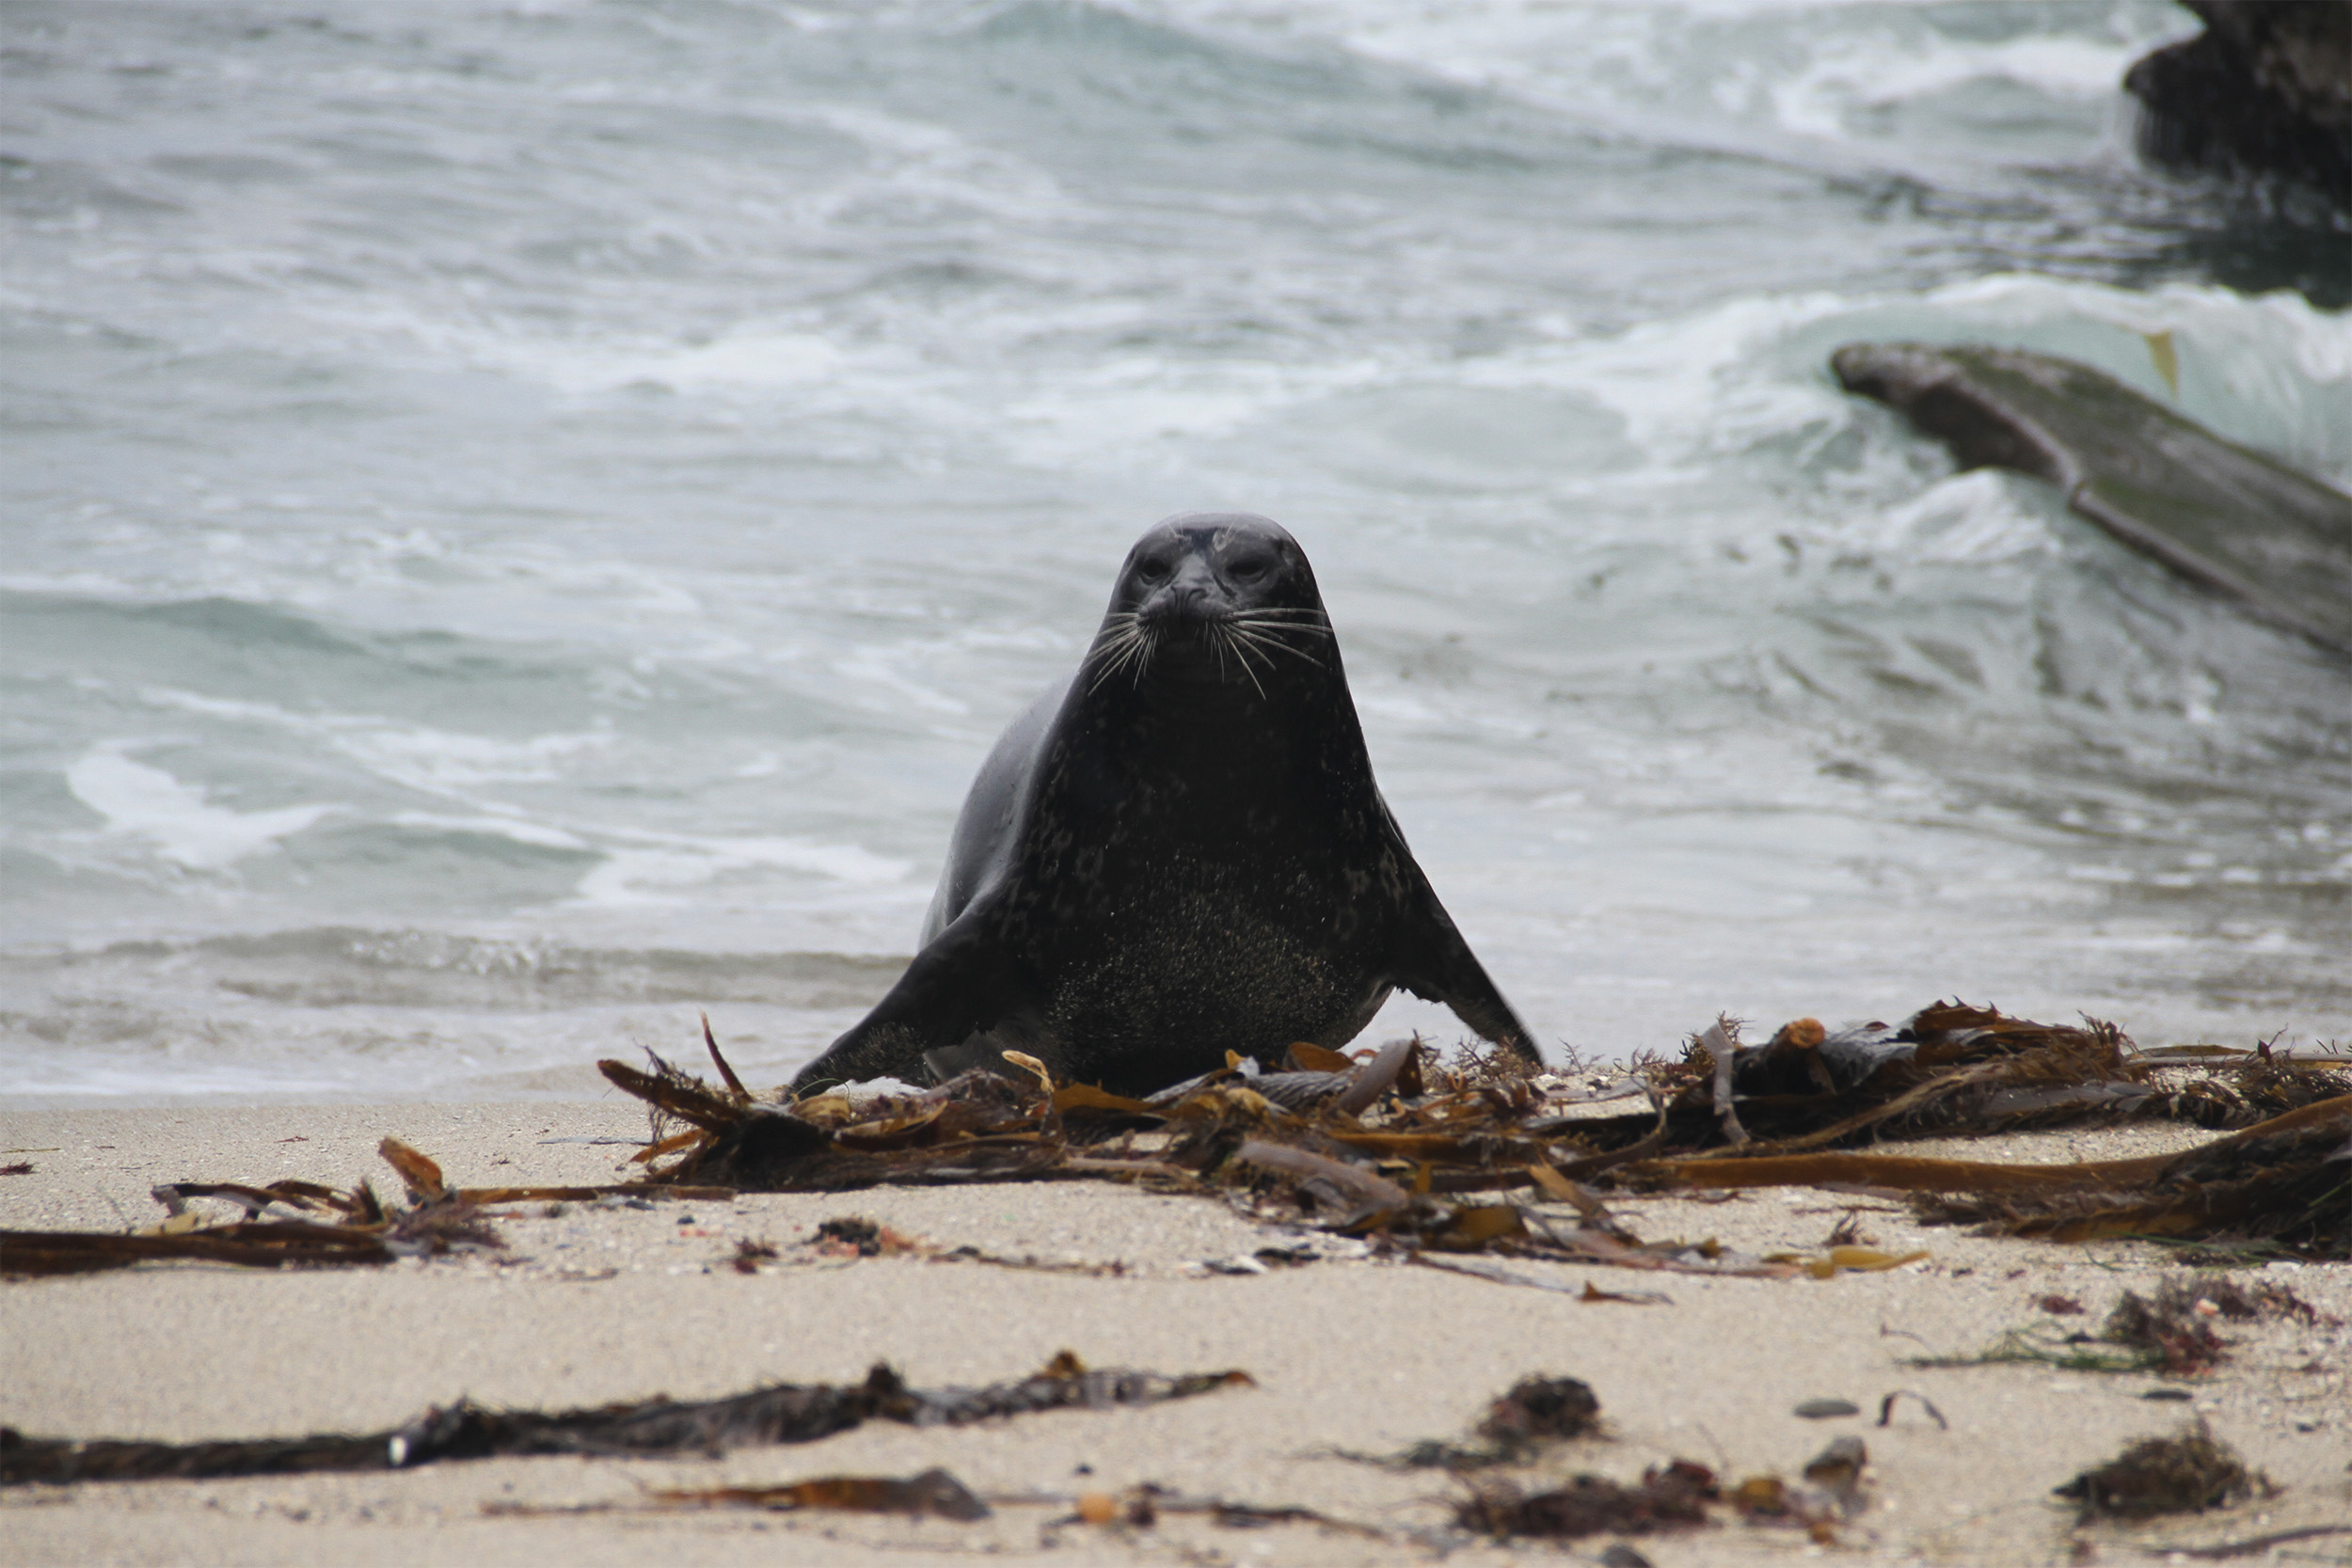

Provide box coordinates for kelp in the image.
[1604,1103,2350,1265]
[498,1475,1390,1539]
[1459,1446,1868,1547]
[1660,1006,2347,1151]
[1456,1461,1720,1541]
[2055,1422,2270,1521]
[603,1055,1077,1191]
[764,1213,1130,1279]
[0,1352,1252,1486]
[633,1467,991,1522]
[1908,1101,2350,1254]
[1907,1274,2332,1379]
[581,1002,2351,1261]
[1048,1486,1387,1538]
[1719,1435,1874,1544]
[2,1145,482,1279]
[8,1002,2340,1286]
[1340,1375,1603,1470]
[487,1468,995,1523]
[0,1139,728,1280]
[1473,1376,1603,1453]
[1435,1388,1871,1544]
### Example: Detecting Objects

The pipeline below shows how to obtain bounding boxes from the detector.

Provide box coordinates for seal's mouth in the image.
[1138,599,1225,637]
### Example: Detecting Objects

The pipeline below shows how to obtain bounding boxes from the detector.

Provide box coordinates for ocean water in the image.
[4,0,2348,1106]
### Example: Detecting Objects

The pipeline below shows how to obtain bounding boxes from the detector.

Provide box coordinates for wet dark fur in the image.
[792,512,1536,1097]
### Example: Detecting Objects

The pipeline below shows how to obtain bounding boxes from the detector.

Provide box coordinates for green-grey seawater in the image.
[3,0,2347,1102]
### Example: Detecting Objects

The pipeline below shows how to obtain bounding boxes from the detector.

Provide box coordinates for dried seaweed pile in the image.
[1905,1098,2352,1250]
[2056,1421,2271,1522]
[1908,1271,2332,1379]
[0,1352,1251,1486]
[1666,1006,2343,1148]
[596,1004,2351,1259]
[1349,1374,1873,1546]
[4,1002,2342,1284]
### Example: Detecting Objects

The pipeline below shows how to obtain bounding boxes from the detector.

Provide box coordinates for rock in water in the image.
[1831,342,2352,658]
[2123,1,2350,213]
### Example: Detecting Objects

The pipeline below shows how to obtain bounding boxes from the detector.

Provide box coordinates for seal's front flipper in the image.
[1389,888,1541,1069]
[789,909,1034,1093]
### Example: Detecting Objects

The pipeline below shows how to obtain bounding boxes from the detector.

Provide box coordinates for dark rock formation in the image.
[1832,342,2352,657]
[2124,1,2351,214]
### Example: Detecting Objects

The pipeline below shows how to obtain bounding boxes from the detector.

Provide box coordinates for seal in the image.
[792,511,1538,1096]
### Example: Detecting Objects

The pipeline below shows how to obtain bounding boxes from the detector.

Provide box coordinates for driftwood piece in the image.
[1833,342,2352,657]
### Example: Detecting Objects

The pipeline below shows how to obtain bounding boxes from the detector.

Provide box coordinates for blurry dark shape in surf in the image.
[1833,341,2352,657]
[2124,2,2350,220]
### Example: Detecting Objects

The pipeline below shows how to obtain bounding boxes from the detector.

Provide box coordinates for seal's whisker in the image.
[1230,618,1329,643]
[1087,621,1157,692]
[1110,625,1159,689]
[1228,624,1328,671]
[1127,626,1162,689]
[1229,609,1332,627]
[1229,626,1331,645]
[1224,632,1286,681]
[1234,626,1275,697]
[1228,616,1333,648]
[1216,622,1270,699]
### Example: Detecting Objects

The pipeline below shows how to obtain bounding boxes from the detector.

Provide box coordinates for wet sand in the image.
[3,1101,2346,1567]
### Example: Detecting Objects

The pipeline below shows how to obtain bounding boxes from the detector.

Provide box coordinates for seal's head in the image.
[1088,512,1332,693]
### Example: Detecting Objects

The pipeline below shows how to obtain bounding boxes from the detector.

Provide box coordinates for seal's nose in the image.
[1144,555,1221,624]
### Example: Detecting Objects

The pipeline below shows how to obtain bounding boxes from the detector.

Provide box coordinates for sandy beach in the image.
[3,1100,2345,1568]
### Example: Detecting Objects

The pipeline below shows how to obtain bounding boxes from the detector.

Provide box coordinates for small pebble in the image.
[1794,1399,1860,1419]
[1201,1255,1267,1275]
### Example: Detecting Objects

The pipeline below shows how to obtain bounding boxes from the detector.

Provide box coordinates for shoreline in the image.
[3,1101,2347,1566]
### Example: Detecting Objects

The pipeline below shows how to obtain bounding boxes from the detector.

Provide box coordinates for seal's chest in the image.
[1034,868,1382,1046]
[1043,900,1371,1052]
[1079,847,1354,933]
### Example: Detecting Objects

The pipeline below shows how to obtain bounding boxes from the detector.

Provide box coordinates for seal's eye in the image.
[1230,555,1273,580]
[1136,558,1172,584]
